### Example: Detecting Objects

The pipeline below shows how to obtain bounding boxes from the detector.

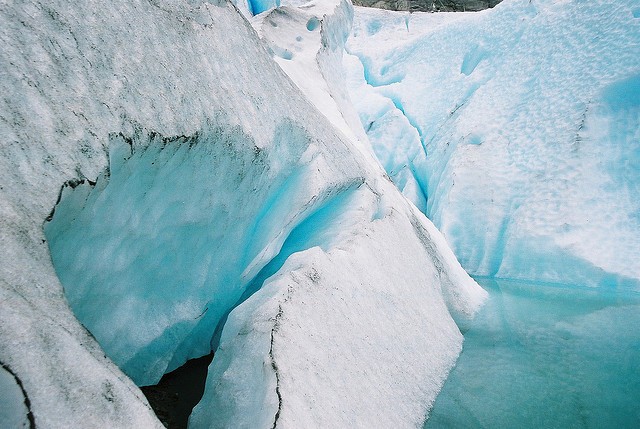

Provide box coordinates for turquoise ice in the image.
[346,0,640,288]
[426,278,640,428]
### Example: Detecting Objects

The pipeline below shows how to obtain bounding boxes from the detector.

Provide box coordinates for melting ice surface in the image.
[425,278,640,429]
[344,2,640,427]
[346,0,640,288]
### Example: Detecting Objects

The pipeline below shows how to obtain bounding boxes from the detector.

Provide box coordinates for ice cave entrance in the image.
[425,278,640,428]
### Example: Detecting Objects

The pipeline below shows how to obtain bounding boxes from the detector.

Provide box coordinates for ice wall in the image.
[347,0,640,288]
[1,0,485,426]
[191,180,485,428]
[252,0,372,157]
[45,122,354,386]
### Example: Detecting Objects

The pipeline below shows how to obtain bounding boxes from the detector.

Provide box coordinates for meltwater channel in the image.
[425,278,640,429]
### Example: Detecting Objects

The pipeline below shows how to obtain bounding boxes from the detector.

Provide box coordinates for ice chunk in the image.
[191,180,486,428]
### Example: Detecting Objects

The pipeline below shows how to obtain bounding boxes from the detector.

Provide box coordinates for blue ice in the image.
[347,0,640,288]
[44,121,328,386]
[425,278,640,429]
[247,0,280,15]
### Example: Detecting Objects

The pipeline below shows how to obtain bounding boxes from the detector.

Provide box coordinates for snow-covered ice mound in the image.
[251,0,371,152]
[1,0,485,426]
[346,0,640,288]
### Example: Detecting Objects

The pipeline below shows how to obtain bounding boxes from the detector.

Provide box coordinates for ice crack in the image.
[269,304,284,429]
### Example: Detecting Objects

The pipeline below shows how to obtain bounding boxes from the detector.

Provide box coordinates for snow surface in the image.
[1,0,484,426]
[346,0,640,288]
[251,0,374,159]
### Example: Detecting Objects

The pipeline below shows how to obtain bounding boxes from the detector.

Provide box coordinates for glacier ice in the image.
[0,0,485,426]
[45,121,363,386]
[0,364,32,429]
[426,279,640,428]
[251,0,372,155]
[190,196,482,428]
[346,0,640,288]
[3,0,637,426]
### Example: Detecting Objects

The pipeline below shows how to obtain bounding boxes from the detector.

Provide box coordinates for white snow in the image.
[346,0,640,289]
[1,0,484,426]
[251,0,375,160]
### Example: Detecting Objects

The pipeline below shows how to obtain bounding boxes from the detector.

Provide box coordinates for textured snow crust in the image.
[346,0,640,288]
[252,0,372,155]
[1,0,485,426]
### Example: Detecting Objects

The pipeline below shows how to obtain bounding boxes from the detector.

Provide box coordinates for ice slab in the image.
[191,183,486,428]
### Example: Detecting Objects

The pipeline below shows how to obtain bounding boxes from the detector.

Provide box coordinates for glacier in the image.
[0,0,485,427]
[346,0,640,288]
[341,2,640,426]
[426,279,640,428]
[3,0,638,426]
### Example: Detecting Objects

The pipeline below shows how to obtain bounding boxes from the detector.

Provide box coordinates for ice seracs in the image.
[0,0,485,426]
[346,0,640,289]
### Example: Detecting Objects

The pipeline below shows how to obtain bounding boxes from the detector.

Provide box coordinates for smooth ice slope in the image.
[346,0,640,288]
[1,0,485,426]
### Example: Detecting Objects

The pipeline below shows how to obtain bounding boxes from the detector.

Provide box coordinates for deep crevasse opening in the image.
[44,120,363,388]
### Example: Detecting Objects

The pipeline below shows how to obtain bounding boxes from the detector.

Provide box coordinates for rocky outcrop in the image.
[353,0,502,12]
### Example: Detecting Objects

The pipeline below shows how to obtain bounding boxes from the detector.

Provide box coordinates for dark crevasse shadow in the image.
[141,352,214,429]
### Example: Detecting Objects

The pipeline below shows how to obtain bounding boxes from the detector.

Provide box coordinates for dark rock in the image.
[141,353,214,429]
[353,0,502,12]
